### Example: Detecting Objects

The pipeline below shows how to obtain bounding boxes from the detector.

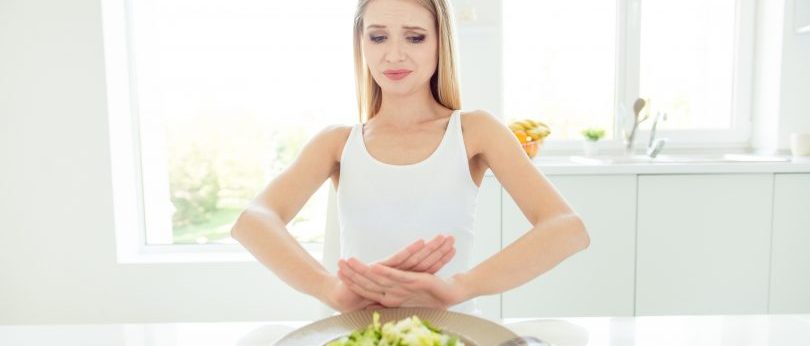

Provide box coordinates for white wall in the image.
[455,0,503,116]
[0,0,501,324]
[0,0,328,325]
[2,0,807,325]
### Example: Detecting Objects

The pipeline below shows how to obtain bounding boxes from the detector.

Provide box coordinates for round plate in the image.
[275,307,518,345]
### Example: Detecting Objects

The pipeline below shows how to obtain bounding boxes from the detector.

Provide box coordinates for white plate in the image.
[275,307,519,345]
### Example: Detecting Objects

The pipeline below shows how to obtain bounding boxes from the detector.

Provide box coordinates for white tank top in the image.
[336,109,482,315]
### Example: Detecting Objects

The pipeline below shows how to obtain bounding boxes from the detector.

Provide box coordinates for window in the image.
[639,0,736,130]
[503,0,618,140]
[103,0,355,261]
[503,0,753,147]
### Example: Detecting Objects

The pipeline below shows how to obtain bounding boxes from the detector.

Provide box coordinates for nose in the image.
[384,39,406,63]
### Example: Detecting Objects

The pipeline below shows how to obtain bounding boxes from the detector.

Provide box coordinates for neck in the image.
[374,85,450,126]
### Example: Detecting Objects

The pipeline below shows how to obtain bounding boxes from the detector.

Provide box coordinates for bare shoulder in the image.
[459,109,513,159]
[459,109,503,127]
[313,124,353,164]
[460,110,575,225]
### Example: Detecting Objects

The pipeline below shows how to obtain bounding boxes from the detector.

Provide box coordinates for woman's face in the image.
[361,0,438,96]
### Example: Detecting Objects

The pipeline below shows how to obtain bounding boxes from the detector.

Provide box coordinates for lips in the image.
[383,69,412,81]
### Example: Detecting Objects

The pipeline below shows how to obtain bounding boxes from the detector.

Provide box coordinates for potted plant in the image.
[581,128,605,156]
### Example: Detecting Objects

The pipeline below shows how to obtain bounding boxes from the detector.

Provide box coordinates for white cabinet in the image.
[769,174,810,313]
[311,168,810,320]
[470,175,502,320]
[501,175,637,318]
[635,174,773,315]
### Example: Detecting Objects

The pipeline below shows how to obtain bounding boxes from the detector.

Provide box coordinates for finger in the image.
[400,235,446,270]
[341,263,396,290]
[336,266,356,286]
[384,236,434,269]
[364,303,387,311]
[379,239,426,267]
[412,235,454,272]
[347,259,402,289]
[346,258,400,289]
[365,264,402,287]
[352,299,377,312]
[343,276,385,302]
[371,263,418,285]
[405,234,447,270]
[337,260,383,298]
[340,259,389,293]
[426,247,456,274]
[337,269,361,292]
[337,267,386,303]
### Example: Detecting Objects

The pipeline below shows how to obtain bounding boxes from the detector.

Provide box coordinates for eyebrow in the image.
[365,24,427,31]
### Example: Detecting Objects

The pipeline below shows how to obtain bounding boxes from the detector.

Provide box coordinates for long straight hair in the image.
[352,0,462,123]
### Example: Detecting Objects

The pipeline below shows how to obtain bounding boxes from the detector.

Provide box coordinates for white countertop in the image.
[2,314,809,345]
[483,154,810,175]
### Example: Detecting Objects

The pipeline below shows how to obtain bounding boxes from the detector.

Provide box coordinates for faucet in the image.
[622,98,668,158]
[647,111,668,158]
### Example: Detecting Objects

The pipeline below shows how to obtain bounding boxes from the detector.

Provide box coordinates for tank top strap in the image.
[338,123,361,167]
[446,110,467,160]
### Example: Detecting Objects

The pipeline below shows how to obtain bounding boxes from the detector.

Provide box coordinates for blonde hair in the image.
[353,0,462,123]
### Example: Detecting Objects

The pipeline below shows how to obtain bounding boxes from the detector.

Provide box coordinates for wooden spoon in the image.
[633,98,646,121]
[625,98,648,153]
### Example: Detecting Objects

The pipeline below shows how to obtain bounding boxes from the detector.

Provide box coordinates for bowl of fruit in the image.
[508,119,551,159]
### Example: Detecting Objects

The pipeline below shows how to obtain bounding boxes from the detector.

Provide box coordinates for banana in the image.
[528,127,550,140]
[509,121,527,131]
[508,123,525,132]
[516,120,534,129]
[509,118,551,141]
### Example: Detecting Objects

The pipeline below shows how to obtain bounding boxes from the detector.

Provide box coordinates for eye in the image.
[369,35,386,43]
[408,35,426,43]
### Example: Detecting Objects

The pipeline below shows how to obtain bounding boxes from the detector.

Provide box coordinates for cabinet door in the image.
[471,175,502,321]
[636,174,773,315]
[502,175,637,318]
[770,174,810,313]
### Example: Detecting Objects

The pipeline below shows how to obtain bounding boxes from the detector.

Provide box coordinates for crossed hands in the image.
[323,235,469,313]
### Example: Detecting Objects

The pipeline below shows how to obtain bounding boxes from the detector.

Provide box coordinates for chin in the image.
[379,80,428,95]
[376,81,414,93]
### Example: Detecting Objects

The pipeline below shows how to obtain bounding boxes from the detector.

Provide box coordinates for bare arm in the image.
[231,125,458,311]
[335,111,590,309]
[454,111,590,298]
[230,125,346,304]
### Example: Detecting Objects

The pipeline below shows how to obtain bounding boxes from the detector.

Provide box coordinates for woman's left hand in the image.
[337,257,470,309]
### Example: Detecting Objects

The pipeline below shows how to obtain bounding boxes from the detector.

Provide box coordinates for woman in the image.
[230,0,590,316]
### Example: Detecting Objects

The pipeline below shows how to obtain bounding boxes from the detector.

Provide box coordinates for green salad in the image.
[326,311,465,346]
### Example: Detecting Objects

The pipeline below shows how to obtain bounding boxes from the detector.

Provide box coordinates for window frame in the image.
[103,0,756,261]
[514,0,755,152]
[102,0,324,263]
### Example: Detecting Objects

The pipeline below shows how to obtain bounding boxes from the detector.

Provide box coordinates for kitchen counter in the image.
[2,314,808,345]
[482,154,810,175]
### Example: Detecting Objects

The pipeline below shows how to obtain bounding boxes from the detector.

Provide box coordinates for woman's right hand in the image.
[324,235,455,312]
